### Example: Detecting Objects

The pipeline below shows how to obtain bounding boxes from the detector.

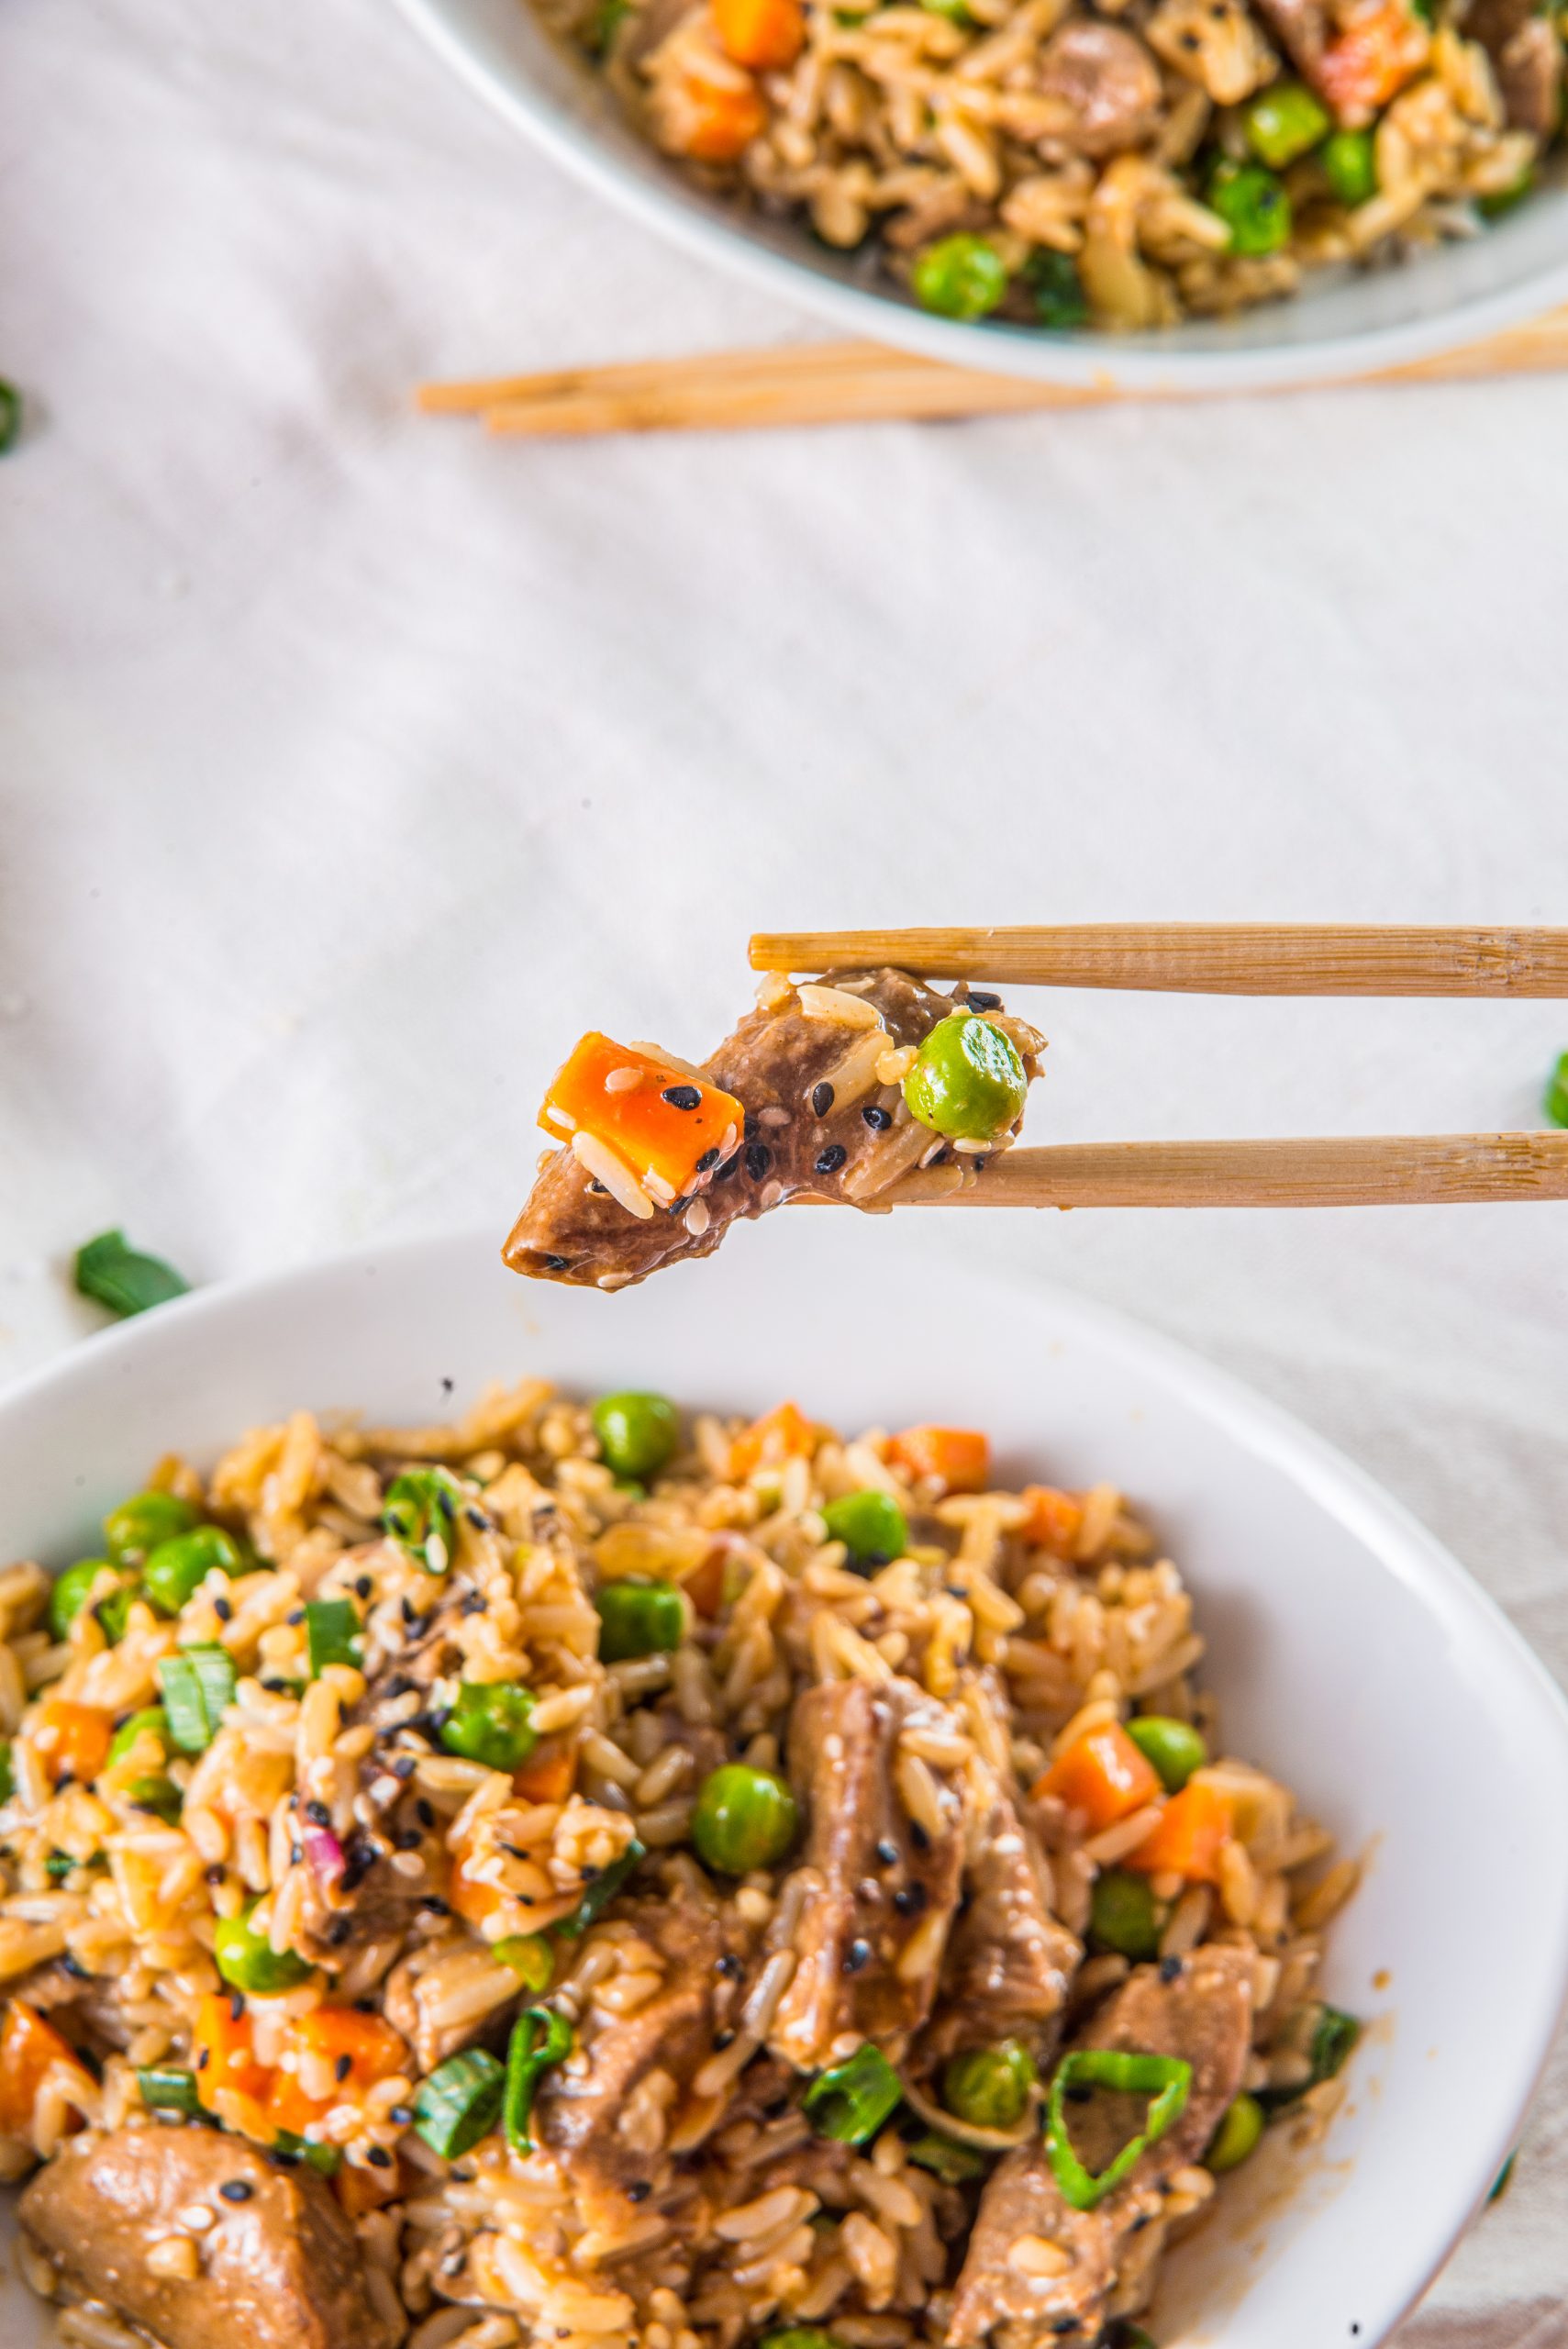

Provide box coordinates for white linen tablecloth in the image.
[3,0,1567,2337]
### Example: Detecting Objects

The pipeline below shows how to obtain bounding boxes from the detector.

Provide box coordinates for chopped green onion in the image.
[585,0,633,50]
[413,2046,506,2158]
[94,1585,137,1644]
[50,1560,113,1641]
[760,2332,846,2349]
[0,1743,13,1804]
[1489,2151,1518,2203]
[157,1645,238,1753]
[1125,1717,1207,1794]
[74,1230,191,1319]
[502,2004,573,2152]
[1544,1051,1568,1128]
[138,2065,201,2115]
[0,380,20,456]
[554,1839,646,1939]
[492,1934,555,1992]
[1045,2049,1193,2210]
[1307,2004,1360,2085]
[804,2043,904,2144]
[383,1468,468,1574]
[45,1852,76,1883]
[1479,166,1534,218]
[143,1526,248,1617]
[594,1578,685,1663]
[127,1773,183,1820]
[821,1490,907,1573]
[214,1903,313,1994]
[905,2131,989,2183]
[109,1708,170,1766]
[941,2040,1037,2131]
[306,1598,362,1678]
[1205,2091,1264,2173]
[439,1680,538,1770]
[272,2130,342,2174]
[104,1492,198,1564]
[1025,248,1089,329]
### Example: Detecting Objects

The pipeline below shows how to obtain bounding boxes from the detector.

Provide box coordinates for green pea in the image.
[691,1764,799,1876]
[592,1392,680,1481]
[910,235,1010,321]
[761,2333,844,2349]
[439,1681,539,1772]
[143,1526,247,1617]
[595,1578,686,1663]
[1089,1868,1162,1961]
[904,1016,1029,1142]
[822,1490,908,1573]
[1243,79,1329,167]
[214,1905,313,1994]
[1543,1050,1568,1129]
[1479,165,1535,218]
[1206,2091,1265,2173]
[941,2039,1038,2131]
[1207,160,1292,256]
[104,1491,198,1564]
[50,1560,112,1641]
[1126,1716,1207,1794]
[1319,128,1377,206]
[108,1708,170,1766]
[1026,248,1089,329]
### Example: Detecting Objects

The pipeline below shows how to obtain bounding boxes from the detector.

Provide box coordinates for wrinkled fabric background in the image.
[4,0,1567,2338]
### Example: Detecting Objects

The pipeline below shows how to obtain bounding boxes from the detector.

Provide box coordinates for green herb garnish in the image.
[1045,2048,1193,2210]
[803,2043,904,2144]
[74,1230,191,1319]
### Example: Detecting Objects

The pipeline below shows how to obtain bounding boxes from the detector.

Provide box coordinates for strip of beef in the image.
[948,1943,1253,2347]
[1462,0,1562,131]
[1251,0,1329,87]
[767,1676,966,2074]
[538,1897,742,2228]
[19,2124,395,2349]
[504,969,1043,1290]
[920,1776,1081,2073]
[1038,24,1165,155]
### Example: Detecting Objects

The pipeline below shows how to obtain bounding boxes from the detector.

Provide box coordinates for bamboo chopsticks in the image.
[417,307,1568,440]
[749,924,1568,996]
[758,924,1568,1210]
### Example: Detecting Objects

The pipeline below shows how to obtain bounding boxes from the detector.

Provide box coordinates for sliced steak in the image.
[922,1774,1081,2070]
[1463,0,1562,131]
[19,2124,395,2349]
[504,970,1042,1290]
[1038,24,1165,155]
[767,1677,966,2074]
[948,1944,1253,2347]
[539,1898,740,2224]
[1251,0,1330,86]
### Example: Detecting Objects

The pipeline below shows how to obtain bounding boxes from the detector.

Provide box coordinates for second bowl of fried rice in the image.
[0,1218,1565,2349]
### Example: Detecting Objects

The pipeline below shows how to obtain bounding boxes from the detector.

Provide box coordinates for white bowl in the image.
[395,0,1568,391]
[3,1218,1566,2347]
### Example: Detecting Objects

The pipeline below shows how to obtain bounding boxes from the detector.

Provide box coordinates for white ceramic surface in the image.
[393,0,1568,391]
[2,1219,1566,2346]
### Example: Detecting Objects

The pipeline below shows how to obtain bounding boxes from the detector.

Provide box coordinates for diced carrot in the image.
[513,1742,576,1805]
[1034,1721,1162,1831]
[729,1400,817,1480]
[662,68,769,161]
[0,2001,86,2138]
[193,1991,272,2112]
[1125,1777,1232,1884]
[449,1864,504,1930]
[1318,1,1429,122]
[539,1033,744,1208]
[713,0,805,68]
[888,1425,991,1494]
[35,1699,113,1785]
[265,2007,409,2134]
[1019,1485,1085,1556]
[684,1542,728,1620]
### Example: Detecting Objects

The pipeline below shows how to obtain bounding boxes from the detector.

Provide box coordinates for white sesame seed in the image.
[175,2203,216,2233]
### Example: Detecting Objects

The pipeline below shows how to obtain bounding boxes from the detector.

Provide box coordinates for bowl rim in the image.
[5,1224,1568,2345]
[391,0,1568,394]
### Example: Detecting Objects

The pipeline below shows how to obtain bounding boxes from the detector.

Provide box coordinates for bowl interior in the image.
[395,0,1568,388]
[2,1216,1566,2346]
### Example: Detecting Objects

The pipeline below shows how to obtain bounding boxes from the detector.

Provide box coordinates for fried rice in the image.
[0,1378,1360,2349]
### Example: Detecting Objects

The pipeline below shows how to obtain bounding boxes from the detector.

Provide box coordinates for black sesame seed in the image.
[61,1952,90,1981]
[625,2179,652,2202]
[218,2179,254,2203]
[1051,2320,1079,2336]
[205,1865,227,1885]
[214,1597,233,1623]
[716,1952,745,1980]
[416,1799,436,1828]
[539,1254,571,1272]
[390,1754,417,1780]
[355,1575,373,1599]
[395,1828,424,1852]
[586,1180,609,1196]
[421,1897,450,1916]
[327,1915,353,1945]
[661,1085,702,1110]
[229,1990,246,2021]
[367,2144,394,2168]
[354,1998,377,2014]
[744,1141,772,1182]
[305,1800,332,1828]
[713,2029,736,2051]
[1160,1955,1184,1982]
[464,1506,490,1531]
[910,1821,931,1853]
[695,1147,720,1174]
[384,1675,414,1700]
[390,2105,413,2126]
[196,2048,211,2070]
[816,1143,848,1175]
[335,2053,353,2082]
[875,1839,899,1866]
[929,1147,951,1166]
[843,1937,873,1974]
[286,1609,306,1628]
[460,1589,486,1616]
[811,1081,835,1118]
[894,1883,928,1918]
[862,1103,893,1131]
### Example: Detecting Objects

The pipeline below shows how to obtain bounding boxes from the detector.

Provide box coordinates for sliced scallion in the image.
[553,1838,645,1939]
[413,2046,506,2159]
[306,1598,362,1678]
[905,2131,988,2183]
[1045,2049,1192,2210]
[157,1644,238,1753]
[492,1934,554,1992]
[272,2129,342,2174]
[803,2043,903,2145]
[138,2065,201,2114]
[502,2005,573,2153]
[383,1467,467,1574]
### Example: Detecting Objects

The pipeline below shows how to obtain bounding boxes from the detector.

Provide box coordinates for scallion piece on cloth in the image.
[803,2043,904,2144]
[157,1644,238,1752]
[413,2047,506,2159]
[554,1838,645,1939]
[383,1467,468,1573]
[138,2066,201,2114]
[502,2005,573,2153]
[74,1230,191,1319]
[306,1598,362,1677]
[1045,2049,1192,2210]
[1543,1051,1568,1128]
